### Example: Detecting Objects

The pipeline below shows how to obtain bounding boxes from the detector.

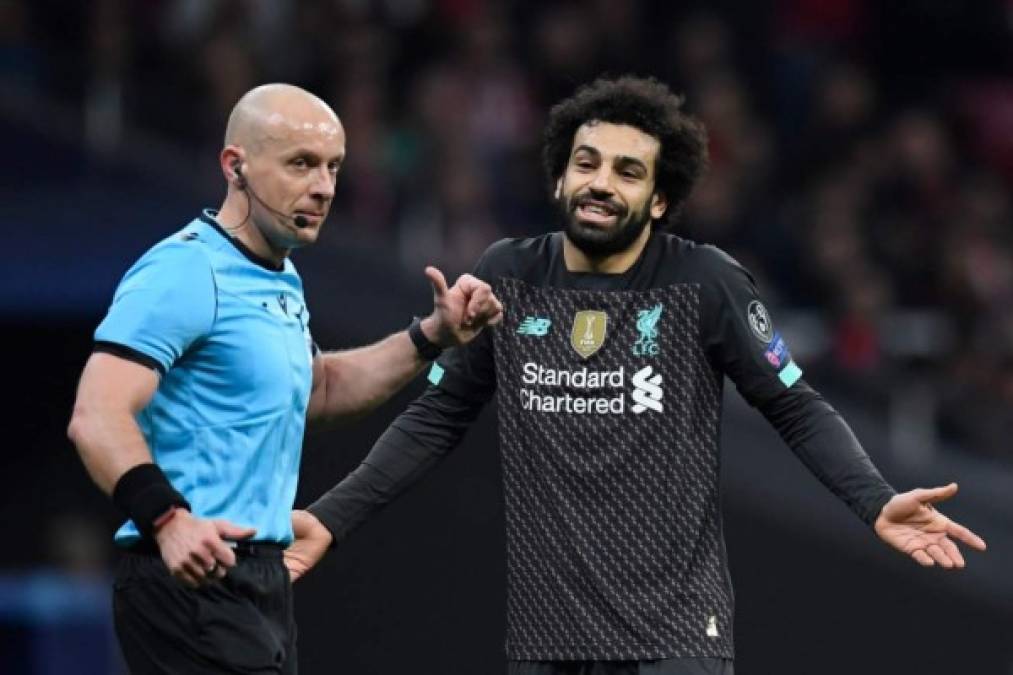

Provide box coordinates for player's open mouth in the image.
[574,200,621,225]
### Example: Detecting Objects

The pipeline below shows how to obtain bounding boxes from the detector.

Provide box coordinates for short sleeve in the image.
[698,246,803,407]
[94,241,217,374]
[425,244,506,402]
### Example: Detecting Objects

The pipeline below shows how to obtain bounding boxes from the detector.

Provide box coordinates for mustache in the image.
[568,193,628,217]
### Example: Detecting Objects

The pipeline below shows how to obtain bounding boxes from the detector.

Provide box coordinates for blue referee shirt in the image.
[95,211,314,546]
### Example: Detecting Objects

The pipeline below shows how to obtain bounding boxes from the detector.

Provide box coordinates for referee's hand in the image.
[154,509,257,587]
[422,266,504,348]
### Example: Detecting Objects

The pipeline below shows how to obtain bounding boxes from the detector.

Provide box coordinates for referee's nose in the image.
[309,165,335,202]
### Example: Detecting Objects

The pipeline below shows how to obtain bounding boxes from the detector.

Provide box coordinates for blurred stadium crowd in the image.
[3,0,1011,458]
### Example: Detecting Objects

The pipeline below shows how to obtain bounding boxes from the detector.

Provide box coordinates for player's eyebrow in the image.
[573,145,649,174]
[613,156,649,175]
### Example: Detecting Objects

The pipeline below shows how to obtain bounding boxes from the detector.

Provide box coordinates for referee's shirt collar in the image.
[200,209,285,272]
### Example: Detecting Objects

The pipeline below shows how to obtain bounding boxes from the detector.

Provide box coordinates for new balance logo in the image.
[517,316,551,336]
[631,366,663,414]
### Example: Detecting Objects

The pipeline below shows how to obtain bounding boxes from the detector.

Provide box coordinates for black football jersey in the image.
[430,231,806,660]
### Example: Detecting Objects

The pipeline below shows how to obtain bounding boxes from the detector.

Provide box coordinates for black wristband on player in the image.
[112,463,191,538]
[408,316,443,361]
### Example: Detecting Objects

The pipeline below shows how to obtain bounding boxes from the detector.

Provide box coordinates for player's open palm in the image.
[425,266,503,346]
[284,510,333,582]
[874,483,986,569]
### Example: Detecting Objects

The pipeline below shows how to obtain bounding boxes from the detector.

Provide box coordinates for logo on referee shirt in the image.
[570,310,607,359]
[747,300,773,342]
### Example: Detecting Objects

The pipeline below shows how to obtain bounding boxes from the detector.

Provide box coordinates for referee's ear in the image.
[554,177,563,200]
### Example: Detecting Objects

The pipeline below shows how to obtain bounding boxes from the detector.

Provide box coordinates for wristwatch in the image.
[408,316,443,360]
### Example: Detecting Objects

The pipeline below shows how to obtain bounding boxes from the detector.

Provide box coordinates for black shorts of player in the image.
[509,658,734,675]
[113,542,296,675]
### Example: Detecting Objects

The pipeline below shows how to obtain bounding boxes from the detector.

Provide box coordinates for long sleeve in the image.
[692,246,895,525]
[758,378,897,526]
[307,383,487,543]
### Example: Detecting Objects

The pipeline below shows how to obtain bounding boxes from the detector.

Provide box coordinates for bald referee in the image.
[286,76,986,675]
[67,83,502,674]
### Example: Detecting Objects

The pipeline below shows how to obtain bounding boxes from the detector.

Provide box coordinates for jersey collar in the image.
[200,210,285,272]
[553,229,659,282]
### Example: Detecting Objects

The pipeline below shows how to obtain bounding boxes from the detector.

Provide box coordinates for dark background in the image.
[1,1,1011,673]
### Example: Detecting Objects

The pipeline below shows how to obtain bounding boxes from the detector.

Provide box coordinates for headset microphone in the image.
[233,163,312,229]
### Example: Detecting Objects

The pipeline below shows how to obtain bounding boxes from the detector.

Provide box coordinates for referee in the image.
[287,76,986,675]
[67,83,502,674]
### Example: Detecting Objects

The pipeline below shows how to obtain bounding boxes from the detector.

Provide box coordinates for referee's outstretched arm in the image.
[303,266,501,427]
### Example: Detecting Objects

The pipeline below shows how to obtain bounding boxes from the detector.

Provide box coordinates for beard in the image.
[557,191,654,258]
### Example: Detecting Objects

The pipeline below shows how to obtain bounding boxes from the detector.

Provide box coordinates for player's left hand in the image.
[284,510,333,582]
[422,266,504,347]
[874,483,986,568]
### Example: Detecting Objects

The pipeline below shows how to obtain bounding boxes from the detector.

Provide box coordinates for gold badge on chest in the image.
[570,310,608,359]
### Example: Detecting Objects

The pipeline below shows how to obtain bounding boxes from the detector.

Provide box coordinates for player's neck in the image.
[562,225,651,274]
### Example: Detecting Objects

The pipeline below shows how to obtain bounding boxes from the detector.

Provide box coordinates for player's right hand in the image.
[284,509,333,582]
[154,509,257,587]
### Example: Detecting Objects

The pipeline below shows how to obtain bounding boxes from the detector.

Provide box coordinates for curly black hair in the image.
[541,75,709,225]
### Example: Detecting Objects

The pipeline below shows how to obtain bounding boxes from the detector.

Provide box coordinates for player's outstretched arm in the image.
[874,483,987,568]
[284,510,332,582]
[305,266,502,425]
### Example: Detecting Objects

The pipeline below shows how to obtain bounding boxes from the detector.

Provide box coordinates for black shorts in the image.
[508,658,734,675]
[113,543,296,674]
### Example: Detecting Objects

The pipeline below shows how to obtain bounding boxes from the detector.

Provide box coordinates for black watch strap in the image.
[408,316,443,360]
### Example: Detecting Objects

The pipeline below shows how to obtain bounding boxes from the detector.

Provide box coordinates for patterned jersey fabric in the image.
[432,231,804,660]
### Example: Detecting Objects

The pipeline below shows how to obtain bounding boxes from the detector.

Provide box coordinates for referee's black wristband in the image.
[408,316,443,361]
[112,463,190,539]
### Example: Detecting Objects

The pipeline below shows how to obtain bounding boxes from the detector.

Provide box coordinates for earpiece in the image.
[232,161,246,189]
